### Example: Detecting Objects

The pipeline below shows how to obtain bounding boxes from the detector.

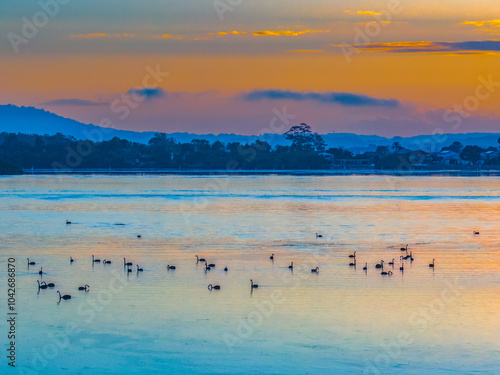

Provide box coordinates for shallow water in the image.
[0,175,499,374]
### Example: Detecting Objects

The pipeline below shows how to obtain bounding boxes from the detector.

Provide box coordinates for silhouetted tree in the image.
[392,142,403,153]
[460,145,483,163]
[442,141,463,153]
[283,123,325,152]
[376,145,389,155]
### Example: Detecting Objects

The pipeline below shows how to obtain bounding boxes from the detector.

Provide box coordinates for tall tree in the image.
[283,123,325,152]
[460,145,483,163]
[376,145,389,155]
[392,141,402,153]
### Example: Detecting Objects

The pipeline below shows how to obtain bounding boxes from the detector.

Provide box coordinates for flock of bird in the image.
[31,252,239,301]
[30,246,438,303]
[30,224,481,301]
[343,243,436,277]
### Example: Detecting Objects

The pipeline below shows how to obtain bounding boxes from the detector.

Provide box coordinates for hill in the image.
[1,104,499,152]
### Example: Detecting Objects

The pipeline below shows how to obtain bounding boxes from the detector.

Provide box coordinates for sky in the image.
[1,0,500,136]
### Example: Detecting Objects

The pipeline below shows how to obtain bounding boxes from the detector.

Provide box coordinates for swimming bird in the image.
[137,265,143,272]
[123,258,132,266]
[78,285,89,291]
[103,260,111,264]
[375,260,384,269]
[429,259,435,268]
[400,244,408,251]
[349,260,356,267]
[224,267,228,272]
[363,263,368,271]
[381,271,393,276]
[349,251,356,258]
[38,267,43,276]
[57,291,71,300]
[400,264,404,271]
[92,255,100,263]
[137,234,142,239]
[46,282,55,288]
[316,233,323,238]
[204,262,211,271]
[270,254,274,260]
[473,231,480,235]
[37,280,47,290]
[66,220,72,224]
[167,265,176,270]
[196,255,206,263]
[250,279,258,289]
[70,257,74,263]
[388,258,395,266]
[288,262,294,270]
[127,267,132,273]
[27,258,35,265]
[207,263,215,268]
[208,284,221,290]
[409,252,414,262]
[311,267,319,273]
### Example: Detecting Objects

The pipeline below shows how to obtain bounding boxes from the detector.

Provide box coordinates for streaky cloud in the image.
[41,99,109,106]
[127,87,165,100]
[243,90,399,108]
[333,40,500,54]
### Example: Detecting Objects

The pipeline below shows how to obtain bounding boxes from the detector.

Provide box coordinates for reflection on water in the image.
[0,175,499,374]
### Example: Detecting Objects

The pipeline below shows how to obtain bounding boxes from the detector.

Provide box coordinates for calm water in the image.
[0,175,499,374]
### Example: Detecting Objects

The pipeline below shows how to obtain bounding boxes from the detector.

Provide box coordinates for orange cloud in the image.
[71,33,136,38]
[344,10,382,16]
[462,20,500,27]
[462,20,500,35]
[331,41,439,53]
[152,34,182,40]
[71,33,108,38]
[253,30,326,37]
[357,11,382,16]
[331,40,500,55]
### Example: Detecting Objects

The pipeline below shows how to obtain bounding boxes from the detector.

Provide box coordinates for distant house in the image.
[399,148,413,155]
[481,150,499,161]
[318,152,334,162]
[409,151,433,166]
[335,159,372,167]
[433,150,465,165]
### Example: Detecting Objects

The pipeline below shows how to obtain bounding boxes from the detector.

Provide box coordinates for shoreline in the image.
[15,168,500,177]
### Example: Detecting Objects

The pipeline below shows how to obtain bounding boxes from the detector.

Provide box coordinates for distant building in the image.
[433,150,465,165]
[318,152,334,162]
[481,150,499,161]
[335,159,372,167]
[409,150,433,166]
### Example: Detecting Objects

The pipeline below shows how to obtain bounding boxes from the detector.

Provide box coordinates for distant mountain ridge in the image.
[1,104,499,152]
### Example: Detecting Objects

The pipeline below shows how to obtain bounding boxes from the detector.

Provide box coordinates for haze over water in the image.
[1,175,499,374]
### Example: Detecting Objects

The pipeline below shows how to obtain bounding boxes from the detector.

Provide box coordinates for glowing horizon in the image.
[1,0,500,136]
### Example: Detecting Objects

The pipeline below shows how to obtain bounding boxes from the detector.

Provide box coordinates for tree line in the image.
[0,124,499,174]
